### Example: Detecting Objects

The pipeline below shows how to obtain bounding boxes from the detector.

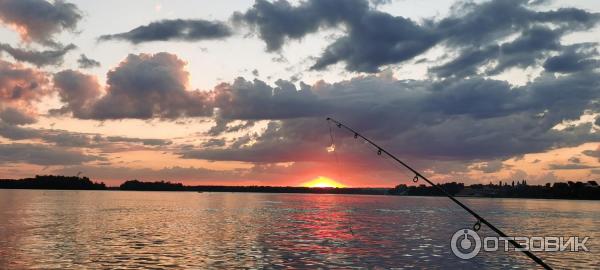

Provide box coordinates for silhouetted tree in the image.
[0,175,106,190]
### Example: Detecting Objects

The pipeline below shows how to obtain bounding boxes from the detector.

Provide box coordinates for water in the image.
[0,190,598,269]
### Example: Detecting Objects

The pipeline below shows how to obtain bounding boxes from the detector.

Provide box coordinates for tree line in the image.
[1,175,599,199]
[389,180,600,200]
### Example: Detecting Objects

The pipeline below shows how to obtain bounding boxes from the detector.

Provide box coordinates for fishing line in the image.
[327,120,341,175]
[325,117,552,270]
[327,120,354,236]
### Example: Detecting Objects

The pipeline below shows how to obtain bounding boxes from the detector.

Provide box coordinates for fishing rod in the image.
[325,117,552,270]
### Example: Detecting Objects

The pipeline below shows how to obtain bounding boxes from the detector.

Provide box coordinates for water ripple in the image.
[0,191,598,269]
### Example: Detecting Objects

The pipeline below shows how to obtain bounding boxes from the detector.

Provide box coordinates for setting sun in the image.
[302,176,346,188]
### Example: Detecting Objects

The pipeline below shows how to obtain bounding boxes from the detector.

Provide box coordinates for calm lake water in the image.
[0,190,598,269]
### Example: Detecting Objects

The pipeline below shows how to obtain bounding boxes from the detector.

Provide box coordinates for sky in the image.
[0,0,599,187]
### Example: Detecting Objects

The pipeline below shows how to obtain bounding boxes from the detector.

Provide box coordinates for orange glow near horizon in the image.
[302,176,347,188]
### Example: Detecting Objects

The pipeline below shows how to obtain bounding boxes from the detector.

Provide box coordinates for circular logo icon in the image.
[451,229,481,260]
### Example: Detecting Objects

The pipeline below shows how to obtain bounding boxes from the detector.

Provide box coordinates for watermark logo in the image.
[451,229,482,259]
[450,229,590,259]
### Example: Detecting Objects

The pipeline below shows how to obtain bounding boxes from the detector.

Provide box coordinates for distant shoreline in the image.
[3,188,600,202]
[1,175,599,200]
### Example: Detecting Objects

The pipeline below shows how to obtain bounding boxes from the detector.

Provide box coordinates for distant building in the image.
[456,186,497,197]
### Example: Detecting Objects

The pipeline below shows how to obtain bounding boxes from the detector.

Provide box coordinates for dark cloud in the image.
[77,54,101,69]
[487,27,562,75]
[370,0,393,6]
[310,11,438,72]
[529,0,551,5]
[437,0,598,47]
[543,45,600,73]
[582,148,600,159]
[0,120,38,140]
[214,78,324,120]
[181,120,330,163]
[181,71,600,163]
[202,138,226,147]
[0,43,76,67]
[432,1,600,77]
[54,53,213,120]
[568,156,581,163]
[98,19,232,44]
[0,59,49,108]
[52,69,102,118]
[43,131,93,147]
[0,107,36,125]
[472,160,504,173]
[0,0,82,46]
[0,143,101,165]
[233,0,365,52]
[429,45,498,78]
[206,116,255,136]
[234,0,438,72]
[0,121,172,148]
[54,61,330,123]
[548,163,597,170]
[236,0,599,73]
[105,136,172,146]
[49,49,600,163]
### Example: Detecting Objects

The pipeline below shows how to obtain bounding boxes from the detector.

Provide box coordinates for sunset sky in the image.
[0,0,599,187]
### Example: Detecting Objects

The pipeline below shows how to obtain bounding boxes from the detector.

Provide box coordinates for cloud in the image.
[49,48,600,164]
[429,45,499,78]
[0,43,76,66]
[41,131,95,147]
[105,136,172,146]
[0,107,36,125]
[206,116,255,136]
[472,160,504,173]
[98,19,232,44]
[0,59,49,109]
[431,26,565,77]
[543,44,600,73]
[202,138,226,147]
[77,54,101,69]
[0,120,38,140]
[0,0,82,46]
[52,69,102,118]
[214,78,324,120]
[548,163,597,170]
[582,147,600,162]
[0,121,172,148]
[234,0,438,72]
[180,71,600,163]
[370,0,393,6]
[235,0,599,73]
[54,53,213,119]
[0,143,101,165]
[583,150,600,158]
[56,54,322,121]
[310,11,438,72]
[233,0,363,52]
[437,0,598,47]
[431,0,600,77]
